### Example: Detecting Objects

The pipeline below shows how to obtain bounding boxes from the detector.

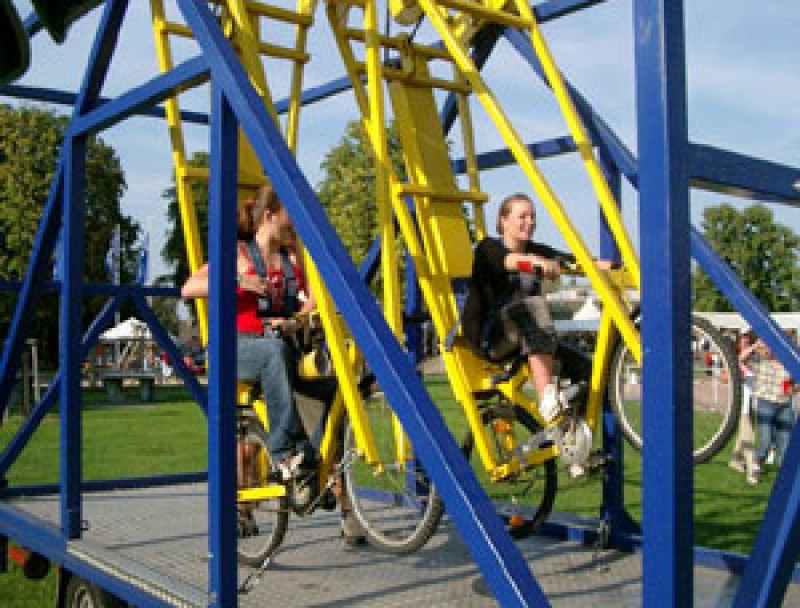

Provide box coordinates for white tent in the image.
[572,296,602,321]
[100,317,152,341]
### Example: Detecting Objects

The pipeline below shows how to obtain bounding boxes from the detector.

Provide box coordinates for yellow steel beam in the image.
[150,0,209,341]
[417,0,641,362]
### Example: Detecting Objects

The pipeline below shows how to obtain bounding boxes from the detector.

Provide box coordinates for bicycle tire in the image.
[462,403,557,539]
[608,313,741,464]
[343,409,445,555]
[236,417,289,566]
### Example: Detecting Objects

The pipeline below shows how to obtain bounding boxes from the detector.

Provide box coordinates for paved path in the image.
[10,484,800,606]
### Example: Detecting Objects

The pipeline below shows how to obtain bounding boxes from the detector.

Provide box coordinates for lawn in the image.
[0,379,776,605]
[0,386,207,606]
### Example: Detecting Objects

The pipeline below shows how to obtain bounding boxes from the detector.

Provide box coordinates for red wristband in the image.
[517,260,533,273]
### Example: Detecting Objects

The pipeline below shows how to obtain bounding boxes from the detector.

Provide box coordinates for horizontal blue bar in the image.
[689,144,800,205]
[540,515,800,583]
[69,57,209,136]
[452,135,576,174]
[0,472,207,499]
[0,83,210,125]
[0,281,180,297]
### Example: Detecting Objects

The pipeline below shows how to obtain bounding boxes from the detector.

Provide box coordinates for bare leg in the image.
[528,353,555,398]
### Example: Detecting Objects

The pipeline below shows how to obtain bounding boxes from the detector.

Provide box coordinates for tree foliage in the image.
[316,121,407,268]
[693,204,800,312]
[0,105,139,366]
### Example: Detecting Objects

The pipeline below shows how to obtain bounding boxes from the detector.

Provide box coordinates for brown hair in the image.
[237,183,281,240]
[496,193,534,234]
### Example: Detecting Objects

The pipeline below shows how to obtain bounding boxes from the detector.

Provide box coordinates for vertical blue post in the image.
[634,1,693,606]
[60,135,87,539]
[206,83,238,607]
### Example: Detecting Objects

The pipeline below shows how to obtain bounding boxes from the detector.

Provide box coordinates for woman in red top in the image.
[182,184,315,478]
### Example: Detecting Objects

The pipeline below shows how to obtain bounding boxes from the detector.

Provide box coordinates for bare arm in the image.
[181,264,209,299]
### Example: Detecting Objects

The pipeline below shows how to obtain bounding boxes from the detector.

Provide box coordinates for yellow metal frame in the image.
[150,2,388,506]
[326,0,647,485]
[154,0,649,523]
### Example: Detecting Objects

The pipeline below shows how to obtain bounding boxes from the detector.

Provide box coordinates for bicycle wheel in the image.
[462,402,557,539]
[237,416,289,566]
[342,400,445,555]
[608,314,741,464]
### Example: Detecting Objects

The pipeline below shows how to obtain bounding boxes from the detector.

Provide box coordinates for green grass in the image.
[0,386,207,605]
[0,379,778,604]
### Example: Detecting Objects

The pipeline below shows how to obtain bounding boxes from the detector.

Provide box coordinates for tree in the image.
[0,105,139,366]
[693,204,800,312]
[317,121,407,268]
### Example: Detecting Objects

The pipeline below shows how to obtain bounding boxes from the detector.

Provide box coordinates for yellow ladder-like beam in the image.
[416,0,641,362]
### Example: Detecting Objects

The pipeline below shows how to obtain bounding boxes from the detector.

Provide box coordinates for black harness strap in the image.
[246,241,299,317]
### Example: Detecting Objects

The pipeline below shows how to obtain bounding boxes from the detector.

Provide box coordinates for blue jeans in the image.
[755,398,796,466]
[237,335,313,463]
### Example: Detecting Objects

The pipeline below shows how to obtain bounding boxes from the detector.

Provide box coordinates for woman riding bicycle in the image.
[182,183,316,480]
[461,192,615,425]
[181,183,365,545]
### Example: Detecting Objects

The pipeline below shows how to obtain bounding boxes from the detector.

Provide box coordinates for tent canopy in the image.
[100,317,152,341]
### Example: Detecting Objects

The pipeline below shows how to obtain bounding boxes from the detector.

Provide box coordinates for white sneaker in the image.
[539,384,563,425]
[766,448,776,466]
[278,453,306,481]
[568,463,587,479]
[728,458,746,473]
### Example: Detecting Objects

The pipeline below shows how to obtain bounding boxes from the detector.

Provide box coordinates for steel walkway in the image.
[7,483,798,607]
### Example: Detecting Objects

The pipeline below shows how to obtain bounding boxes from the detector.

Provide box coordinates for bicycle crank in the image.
[553,418,593,466]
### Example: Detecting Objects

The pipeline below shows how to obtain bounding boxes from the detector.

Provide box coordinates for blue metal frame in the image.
[0,0,798,606]
[205,82,239,608]
[634,4,693,606]
[176,2,547,605]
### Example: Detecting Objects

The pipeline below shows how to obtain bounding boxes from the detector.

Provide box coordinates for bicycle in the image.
[234,313,445,565]
[340,261,742,552]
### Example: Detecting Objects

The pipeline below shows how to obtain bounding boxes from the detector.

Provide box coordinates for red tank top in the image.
[235,243,307,334]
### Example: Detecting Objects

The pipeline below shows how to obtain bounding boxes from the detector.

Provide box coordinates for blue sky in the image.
[6,1,799,284]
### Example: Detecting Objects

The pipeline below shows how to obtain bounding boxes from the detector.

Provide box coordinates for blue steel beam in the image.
[534,0,610,21]
[0,472,207,500]
[205,84,239,608]
[0,170,63,420]
[452,136,577,173]
[132,295,208,412]
[634,3,693,608]
[689,144,800,205]
[176,1,547,604]
[59,0,130,541]
[0,83,211,125]
[60,135,86,540]
[68,57,209,136]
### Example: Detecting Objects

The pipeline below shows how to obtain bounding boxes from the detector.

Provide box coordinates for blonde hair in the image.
[496,193,534,234]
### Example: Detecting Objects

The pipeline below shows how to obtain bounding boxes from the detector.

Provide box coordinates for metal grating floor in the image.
[8,484,800,607]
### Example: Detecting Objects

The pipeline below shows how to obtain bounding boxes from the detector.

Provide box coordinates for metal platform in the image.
[7,483,799,607]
